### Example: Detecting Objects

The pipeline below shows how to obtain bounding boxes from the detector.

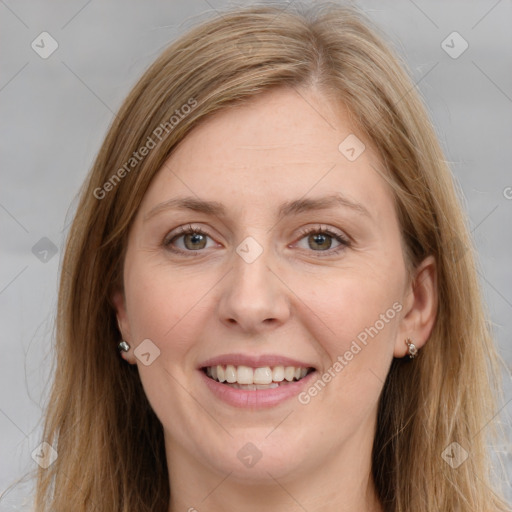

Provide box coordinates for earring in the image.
[118,340,130,352]
[405,338,418,359]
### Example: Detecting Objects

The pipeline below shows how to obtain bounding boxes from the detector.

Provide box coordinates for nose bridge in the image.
[232,232,276,300]
[217,231,290,330]
[234,235,272,291]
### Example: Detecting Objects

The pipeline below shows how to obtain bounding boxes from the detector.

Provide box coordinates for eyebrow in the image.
[143,193,371,223]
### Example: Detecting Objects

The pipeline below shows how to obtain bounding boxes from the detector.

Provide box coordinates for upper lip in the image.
[199,353,316,370]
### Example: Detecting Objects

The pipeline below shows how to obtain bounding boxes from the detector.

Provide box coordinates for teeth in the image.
[254,367,272,385]
[225,365,237,383]
[225,382,280,390]
[284,367,295,381]
[205,364,312,385]
[237,365,253,384]
[272,366,284,382]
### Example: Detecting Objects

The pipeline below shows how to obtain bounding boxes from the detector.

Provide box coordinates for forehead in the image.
[139,87,394,221]
[171,87,366,167]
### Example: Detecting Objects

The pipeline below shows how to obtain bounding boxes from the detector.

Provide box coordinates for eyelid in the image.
[163,224,217,249]
[294,224,350,244]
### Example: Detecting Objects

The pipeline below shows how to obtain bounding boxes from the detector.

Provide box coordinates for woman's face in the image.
[114,87,435,487]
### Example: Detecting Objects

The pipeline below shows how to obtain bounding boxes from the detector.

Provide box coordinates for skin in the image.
[113,86,437,512]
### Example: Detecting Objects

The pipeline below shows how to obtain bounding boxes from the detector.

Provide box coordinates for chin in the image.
[201,435,313,483]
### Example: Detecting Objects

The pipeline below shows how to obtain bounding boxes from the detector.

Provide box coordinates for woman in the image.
[31,2,510,511]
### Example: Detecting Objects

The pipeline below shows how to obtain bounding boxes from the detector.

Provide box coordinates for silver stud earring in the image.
[405,338,418,359]
[118,340,130,352]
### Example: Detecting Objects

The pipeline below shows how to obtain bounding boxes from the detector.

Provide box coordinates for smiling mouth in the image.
[202,364,316,390]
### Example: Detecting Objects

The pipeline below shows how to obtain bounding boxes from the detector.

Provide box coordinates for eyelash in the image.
[163,224,351,257]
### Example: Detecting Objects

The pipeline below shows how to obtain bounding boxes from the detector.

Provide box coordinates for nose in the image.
[216,238,291,334]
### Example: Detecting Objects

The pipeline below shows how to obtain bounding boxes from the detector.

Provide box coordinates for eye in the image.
[294,225,350,256]
[163,224,216,254]
[163,223,351,257]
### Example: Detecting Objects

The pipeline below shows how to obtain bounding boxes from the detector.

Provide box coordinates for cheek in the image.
[124,257,209,347]
[261,271,401,463]
[122,259,209,433]
[299,269,401,356]
[293,270,401,414]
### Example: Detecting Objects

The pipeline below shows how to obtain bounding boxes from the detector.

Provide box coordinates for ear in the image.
[394,255,437,358]
[111,288,137,365]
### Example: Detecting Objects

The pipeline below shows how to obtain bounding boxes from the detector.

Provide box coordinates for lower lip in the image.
[199,369,317,408]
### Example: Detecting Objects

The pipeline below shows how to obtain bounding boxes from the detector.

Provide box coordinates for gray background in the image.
[1,0,511,508]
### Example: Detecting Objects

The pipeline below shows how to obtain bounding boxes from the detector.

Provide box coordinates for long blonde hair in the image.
[27,2,510,511]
